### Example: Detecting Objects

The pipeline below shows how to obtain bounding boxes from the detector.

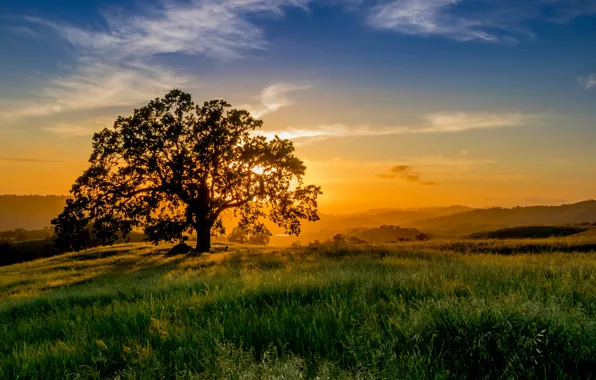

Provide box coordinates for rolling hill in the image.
[410,200,596,236]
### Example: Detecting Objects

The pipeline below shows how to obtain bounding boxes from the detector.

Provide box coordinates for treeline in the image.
[0,227,54,241]
[301,225,430,247]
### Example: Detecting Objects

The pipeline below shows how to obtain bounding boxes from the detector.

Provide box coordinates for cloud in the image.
[2,62,189,120]
[42,117,114,137]
[367,0,596,43]
[421,112,536,132]
[2,0,308,121]
[241,82,311,118]
[303,155,494,184]
[0,157,58,163]
[376,165,438,185]
[4,25,38,38]
[256,111,540,142]
[579,73,596,90]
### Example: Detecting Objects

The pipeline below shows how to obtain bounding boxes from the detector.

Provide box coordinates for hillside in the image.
[3,242,596,378]
[295,206,473,244]
[469,226,589,240]
[410,200,596,236]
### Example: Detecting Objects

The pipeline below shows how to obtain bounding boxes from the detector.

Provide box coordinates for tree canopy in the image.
[52,90,321,252]
[228,226,271,246]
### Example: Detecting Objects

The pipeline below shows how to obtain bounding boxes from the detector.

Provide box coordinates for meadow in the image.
[3,239,596,379]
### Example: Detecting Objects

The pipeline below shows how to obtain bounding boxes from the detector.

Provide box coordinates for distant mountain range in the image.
[0,195,68,231]
[407,200,596,236]
[293,205,473,243]
[2,195,596,242]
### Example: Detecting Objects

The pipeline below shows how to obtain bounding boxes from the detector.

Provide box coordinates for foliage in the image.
[346,235,368,244]
[331,233,346,246]
[228,226,271,246]
[4,242,596,378]
[52,90,321,253]
[247,232,271,246]
[228,227,249,244]
[346,225,422,243]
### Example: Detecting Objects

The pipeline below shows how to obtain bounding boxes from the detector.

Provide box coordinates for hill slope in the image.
[295,206,473,243]
[3,243,596,378]
[469,226,589,239]
[410,200,596,236]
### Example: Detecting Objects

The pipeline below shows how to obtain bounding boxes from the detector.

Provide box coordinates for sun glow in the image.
[252,165,265,175]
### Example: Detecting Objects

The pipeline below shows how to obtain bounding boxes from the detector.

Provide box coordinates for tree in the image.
[52,90,321,253]
[227,226,271,246]
[247,232,271,246]
[346,236,367,244]
[228,227,249,244]
[332,234,347,246]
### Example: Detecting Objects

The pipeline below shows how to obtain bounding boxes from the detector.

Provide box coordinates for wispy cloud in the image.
[3,25,38,38]
[421,112,535,132]
[2,0,308,121]
[304,156,493,184]
[241,82,311,118]
[367,0,596,43]
[1,62,188,120]
[0,157,58,163]
[257,111,540,142]
[579,73,596,90]
[376,165,438,185]
[42,117,114,137]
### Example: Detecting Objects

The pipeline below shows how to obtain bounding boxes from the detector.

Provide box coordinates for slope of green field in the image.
[3,241,596,379]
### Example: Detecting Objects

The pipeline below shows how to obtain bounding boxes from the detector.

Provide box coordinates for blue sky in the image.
[1,0,595,211]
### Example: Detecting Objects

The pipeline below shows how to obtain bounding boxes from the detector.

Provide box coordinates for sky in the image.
[1,0,596,213]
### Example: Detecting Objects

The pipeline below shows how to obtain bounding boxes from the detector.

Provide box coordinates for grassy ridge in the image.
[469,226,589,239]
[2,241,596,378]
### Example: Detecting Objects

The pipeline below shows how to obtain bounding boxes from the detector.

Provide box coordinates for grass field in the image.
[3,239,596,379]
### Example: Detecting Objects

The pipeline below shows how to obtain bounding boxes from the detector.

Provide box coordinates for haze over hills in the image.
[0,195,68,231]
[2,196,596,242]
[293,206,474,243]
[408,200,596,236]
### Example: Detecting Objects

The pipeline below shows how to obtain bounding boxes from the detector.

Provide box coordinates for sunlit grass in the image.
[3,239,596,378]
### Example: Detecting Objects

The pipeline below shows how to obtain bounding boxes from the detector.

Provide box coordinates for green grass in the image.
[3,239,596,379]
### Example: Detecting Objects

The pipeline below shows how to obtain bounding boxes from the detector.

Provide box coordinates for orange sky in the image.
[2,114,596,214]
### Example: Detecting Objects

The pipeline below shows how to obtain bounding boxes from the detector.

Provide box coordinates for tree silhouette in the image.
[247,231,271,246]
[228,226,249,244]
[52,90,321,253]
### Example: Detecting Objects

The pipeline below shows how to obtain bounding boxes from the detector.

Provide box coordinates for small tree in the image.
[52,90,321,253]
[228,227,249,244]
[332,234,347,246]
[247,232,271,246]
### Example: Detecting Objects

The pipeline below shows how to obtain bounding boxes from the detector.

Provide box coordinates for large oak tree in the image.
[52,90,321,252]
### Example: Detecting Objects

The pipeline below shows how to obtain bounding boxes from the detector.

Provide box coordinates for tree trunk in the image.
[195,224,211,253]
